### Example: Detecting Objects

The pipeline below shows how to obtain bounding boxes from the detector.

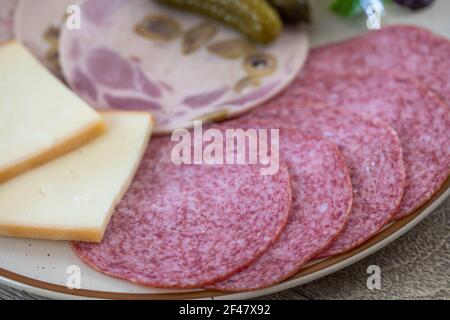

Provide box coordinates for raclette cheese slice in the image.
[0,41,104,183]
[0,111,153,242]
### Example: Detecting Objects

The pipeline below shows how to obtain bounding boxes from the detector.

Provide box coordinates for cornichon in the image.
[156,0,283,44]
[267,0,311,24]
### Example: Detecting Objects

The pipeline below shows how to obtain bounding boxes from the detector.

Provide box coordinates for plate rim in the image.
[1,178,449,300]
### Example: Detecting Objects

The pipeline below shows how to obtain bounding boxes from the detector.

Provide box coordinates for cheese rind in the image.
[0,41,104,183]
[0,112,154,242]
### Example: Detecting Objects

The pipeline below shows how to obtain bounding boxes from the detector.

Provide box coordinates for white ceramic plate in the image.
[0,177,448,300]
[2,1,449,301]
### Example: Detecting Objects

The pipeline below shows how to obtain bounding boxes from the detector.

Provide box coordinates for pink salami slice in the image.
[14,0,77,77]
[207,126,352,291]
[72,136,292,289]
[283,72,450,219]
[242,105,405,257]
[59,0,309,134]
[0,0,17,43]
[301,25,450,105]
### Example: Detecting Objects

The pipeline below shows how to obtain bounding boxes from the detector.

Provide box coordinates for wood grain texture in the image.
[1,197,449,300]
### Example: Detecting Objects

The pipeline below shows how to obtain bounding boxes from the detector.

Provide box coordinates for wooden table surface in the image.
[1,197,448,300]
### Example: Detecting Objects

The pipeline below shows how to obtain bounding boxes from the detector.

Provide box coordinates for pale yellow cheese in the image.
[0,112,153,242]
[0,41,105,183]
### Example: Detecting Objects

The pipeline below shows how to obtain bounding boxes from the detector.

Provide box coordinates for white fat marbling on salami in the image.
[0,0,17,43]
[242,105,405,257]
[301,25,450,106]
[59,0,308,133]
[14,0,77,77]
[72,136,292,289]
[207,125,352,291]
[283,72,450,219]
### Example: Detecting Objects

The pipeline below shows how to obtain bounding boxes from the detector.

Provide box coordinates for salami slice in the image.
[0,0,17,43]
[282,72,450,219]
[301,25,450,105]
[72,136,292,289]
[59,0,309,134]
[243,105,405,257]
[207,126,352,291]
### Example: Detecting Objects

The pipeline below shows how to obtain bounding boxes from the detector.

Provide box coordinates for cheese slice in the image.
[0,111,153,242]
[0,41,104,183]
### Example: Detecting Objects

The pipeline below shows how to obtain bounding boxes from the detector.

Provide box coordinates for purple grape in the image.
[393,0,435,10]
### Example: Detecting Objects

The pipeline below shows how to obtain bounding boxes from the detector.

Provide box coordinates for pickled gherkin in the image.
[157,0,282,43]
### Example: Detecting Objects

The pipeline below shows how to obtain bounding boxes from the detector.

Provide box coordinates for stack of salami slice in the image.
[3,1,449,292]
[73,25,450,291]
